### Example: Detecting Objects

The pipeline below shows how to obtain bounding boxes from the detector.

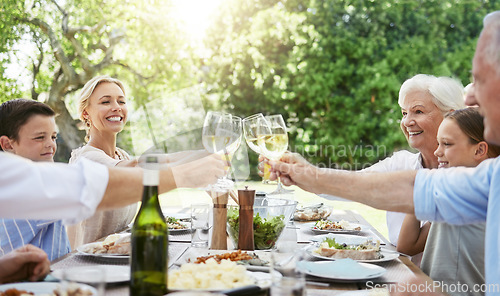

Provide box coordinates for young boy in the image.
[0,99,71,261]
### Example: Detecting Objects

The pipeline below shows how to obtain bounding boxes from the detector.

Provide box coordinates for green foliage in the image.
[2,0,500,177]
[205,0,500,177]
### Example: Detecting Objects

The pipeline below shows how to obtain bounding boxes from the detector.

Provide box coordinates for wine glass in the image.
[242,113,272,183]
[201,111,242,191]
[257,114,294,195]
[202,111,232,154]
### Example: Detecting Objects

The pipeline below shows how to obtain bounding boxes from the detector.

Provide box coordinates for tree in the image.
[0,0,198,160]
[204,0,499,176]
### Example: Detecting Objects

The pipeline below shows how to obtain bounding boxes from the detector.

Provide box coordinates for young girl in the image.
[397,107,500,295]
[0,99,71,261]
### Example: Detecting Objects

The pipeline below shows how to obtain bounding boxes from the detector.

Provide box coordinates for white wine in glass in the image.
[202,135,232,154]
[202,111,242,191]
[258,114,294,195]
[243,113,272,183]
[258,134,288,160]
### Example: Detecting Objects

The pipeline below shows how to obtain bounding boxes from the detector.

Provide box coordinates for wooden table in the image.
[50,209,433,295]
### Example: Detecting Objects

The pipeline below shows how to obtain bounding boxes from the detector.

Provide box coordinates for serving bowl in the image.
[227,197,297,250]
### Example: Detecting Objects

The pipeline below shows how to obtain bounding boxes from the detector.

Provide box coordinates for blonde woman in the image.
[68,76,222,248]
[67,76,139,248]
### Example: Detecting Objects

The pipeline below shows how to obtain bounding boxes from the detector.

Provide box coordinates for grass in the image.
[159,181,389,239]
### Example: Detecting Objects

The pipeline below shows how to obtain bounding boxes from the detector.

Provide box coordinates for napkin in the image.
[298,259,384,278]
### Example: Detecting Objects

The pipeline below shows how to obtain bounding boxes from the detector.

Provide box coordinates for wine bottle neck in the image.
[141,185,159,203]
[143,168,159,186]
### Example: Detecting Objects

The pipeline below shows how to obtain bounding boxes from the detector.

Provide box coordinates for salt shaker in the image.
[210,191,228,250]
[238,186,255,250]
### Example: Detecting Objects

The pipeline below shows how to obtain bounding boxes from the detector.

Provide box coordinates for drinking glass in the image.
[201,111,242,191]
[270,248,305,296]
[242,113,272,183]
[191,203,210,248]
[257,114,294,195]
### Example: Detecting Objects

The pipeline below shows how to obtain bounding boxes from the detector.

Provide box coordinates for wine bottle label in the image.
[143,169,159,186]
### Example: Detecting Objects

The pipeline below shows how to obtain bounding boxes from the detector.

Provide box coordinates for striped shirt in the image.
[0,219,71,261]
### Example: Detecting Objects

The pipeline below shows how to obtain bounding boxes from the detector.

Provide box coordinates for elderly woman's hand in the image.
[0,245,50,284]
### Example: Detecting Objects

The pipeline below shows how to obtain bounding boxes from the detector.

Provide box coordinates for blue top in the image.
[0,219,71,261]
[415,157,500,295]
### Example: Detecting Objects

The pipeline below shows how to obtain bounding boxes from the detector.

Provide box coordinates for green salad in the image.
[227,209,286,250]
[323,237,350,249]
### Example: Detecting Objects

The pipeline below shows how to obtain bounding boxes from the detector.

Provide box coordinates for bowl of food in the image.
[227,197,297,250]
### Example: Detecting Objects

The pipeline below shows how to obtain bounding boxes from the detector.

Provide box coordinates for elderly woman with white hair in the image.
[350,74,466,264]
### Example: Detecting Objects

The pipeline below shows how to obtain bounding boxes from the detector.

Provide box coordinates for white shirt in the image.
[67,145,138,248]
[321,150,423,245]
[0,152,108,224]
[361,150,423,246]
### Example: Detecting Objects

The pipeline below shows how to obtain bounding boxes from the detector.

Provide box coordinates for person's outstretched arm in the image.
[99,153,225,210]
[270,152,417,213]
[1,152,224,221]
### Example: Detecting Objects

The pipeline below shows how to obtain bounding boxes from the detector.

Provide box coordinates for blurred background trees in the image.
[1,0,499,178]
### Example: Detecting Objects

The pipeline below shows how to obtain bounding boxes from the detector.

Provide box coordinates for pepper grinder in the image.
[238,186,255,250]
[210,191,228,250]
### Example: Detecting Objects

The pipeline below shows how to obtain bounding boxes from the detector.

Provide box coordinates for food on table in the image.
[189,250,268,266]
[227,210,286,250]
[294,203,332,221]
[314,237,382,260]
[0,284,93,296]
[313,219,361,231]
[0,289,34,296]
[168,259,254,290]
[190,250,253,263]
[166,216,188,230]
[80,233,130,255]
[54,284,93,296]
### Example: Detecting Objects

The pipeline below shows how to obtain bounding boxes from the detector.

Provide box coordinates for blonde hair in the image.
[78,75,126,142]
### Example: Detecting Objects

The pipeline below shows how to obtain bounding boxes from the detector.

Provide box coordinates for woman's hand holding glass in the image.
[201,111,242,191]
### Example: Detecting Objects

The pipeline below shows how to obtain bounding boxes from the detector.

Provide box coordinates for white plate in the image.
[51,265,130,284]
[299,259,386,281]
[310,233,373,245]
[305,222,363,234]
[169,271,273,292]
[168,222,191,233]
[76,242,129,259]
[174,249,276,272]
[163,212,191,221]
[0,282,98,295]
[306,245,399,263]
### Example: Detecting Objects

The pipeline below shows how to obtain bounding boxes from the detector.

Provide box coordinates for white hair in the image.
[482,11,500,75]
[398,74,466,113]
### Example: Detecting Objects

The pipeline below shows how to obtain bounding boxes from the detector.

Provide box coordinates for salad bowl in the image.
[227,197,297,250]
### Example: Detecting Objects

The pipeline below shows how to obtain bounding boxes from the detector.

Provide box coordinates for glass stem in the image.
[276,172,283,191]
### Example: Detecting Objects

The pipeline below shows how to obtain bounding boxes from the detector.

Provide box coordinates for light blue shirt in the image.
[0,219,71,261]
[415,157,499,295]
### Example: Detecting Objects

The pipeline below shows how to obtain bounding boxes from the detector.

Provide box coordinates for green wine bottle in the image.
[130,156,168,296]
